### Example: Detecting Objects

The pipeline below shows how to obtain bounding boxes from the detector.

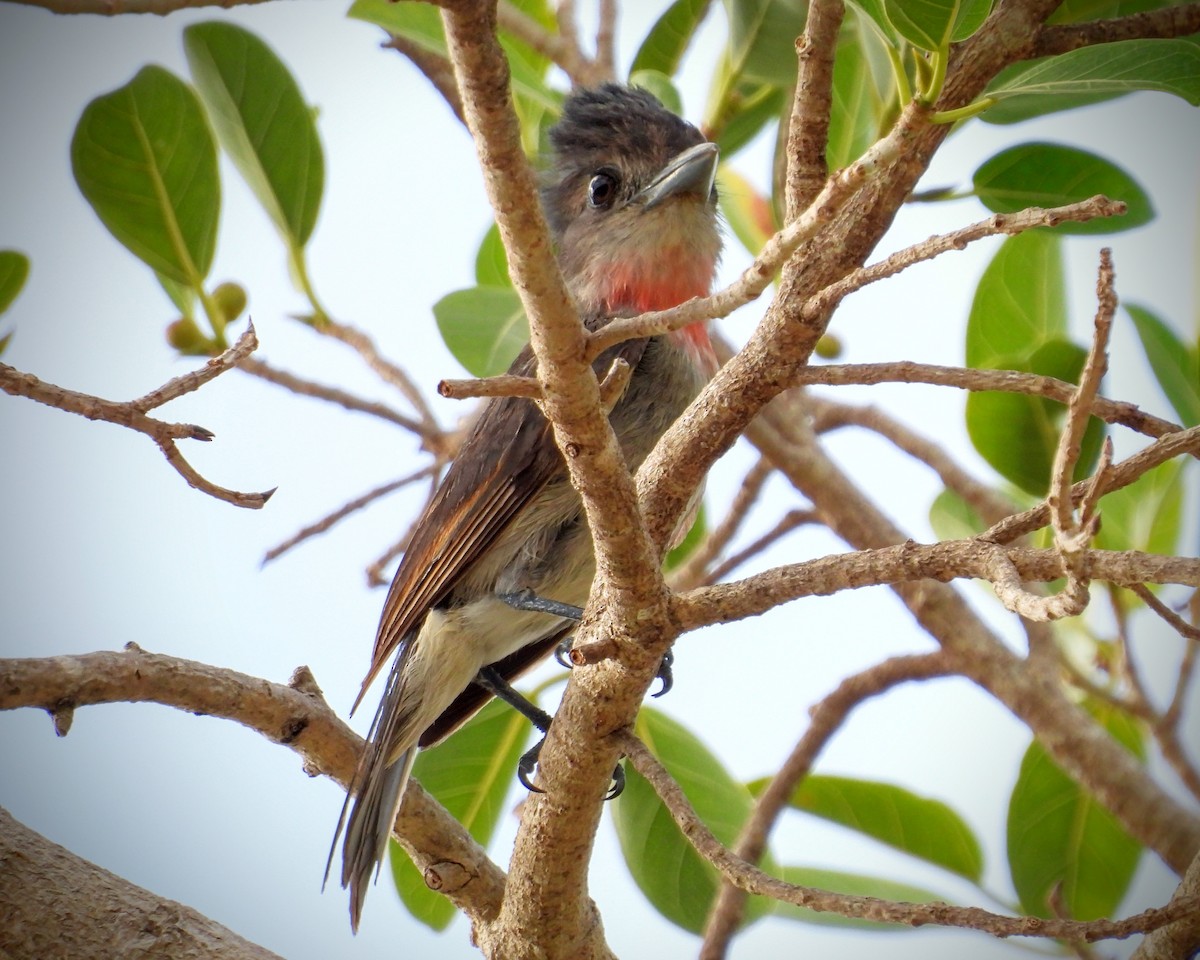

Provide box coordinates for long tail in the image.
[326,655,418,932]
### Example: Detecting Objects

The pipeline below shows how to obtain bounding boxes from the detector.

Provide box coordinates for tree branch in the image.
[0,646,508,924]
[1034,3,1200,57]
[700,652,951,958]
[620,732,1200,941]
[0,806,285,960]
[0,325,273,508]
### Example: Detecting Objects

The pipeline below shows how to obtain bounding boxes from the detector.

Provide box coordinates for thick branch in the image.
[0,807,284,960]
[0,647,507,924]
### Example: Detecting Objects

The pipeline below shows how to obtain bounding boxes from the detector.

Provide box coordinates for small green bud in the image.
[211,281,247,324]
[814,333,843,360]
[166,317,213,356]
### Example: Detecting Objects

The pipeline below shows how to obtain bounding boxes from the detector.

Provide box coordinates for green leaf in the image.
[967,339,1105,496]
[966,230,1065,369]
[950,0,993,41]
[71,65,220,288]
[718,166,776,255]
[348,0,447,55]
[349,0,563,115]
[883,0,958,51]
[1007,702,1145,920]
[389,699,532,929]
[827,5,896,170]
[928,488,985,542]
[0,250,30,317]
[156,271,197,320]
[724,0,808,87]
[632,0,712,76]
[184,21,324,249]
[474,224,512,288]
[749,773,984,882]
[713,80,787,158]
[983,39,1200,124]
[629,69,684,116]
[614,708,774,933]
[775,866,948,929]
[1127,303,1200,426]
[1094,459,1185,557]
[434,286,529,377]
[973,143,1152,235]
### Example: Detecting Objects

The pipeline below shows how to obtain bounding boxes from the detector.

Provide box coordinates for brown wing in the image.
[354,325,650,710]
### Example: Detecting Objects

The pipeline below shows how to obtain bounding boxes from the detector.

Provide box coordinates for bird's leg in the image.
[498,589,674,696]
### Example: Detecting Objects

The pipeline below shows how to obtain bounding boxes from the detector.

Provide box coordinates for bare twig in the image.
[238,356,426,432]
[1034,3,1200,57]
[700,652,950,958]
[261,465,439,566]
[674,540,1200,633]
[793,361,1184,442]
[591,197,1126,361]
[620,731,1200,940]
[439,372,542,400]
[1129,584,1200,643]
[594,0,618,82]
[0,326,272,509]
[4,0,271,12]
[383,35,465,123]
[669,457,776,590]
[809,395,1016,527]
[702,509,817,586]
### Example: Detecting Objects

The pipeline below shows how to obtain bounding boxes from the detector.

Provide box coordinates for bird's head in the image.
[542,85,722,348]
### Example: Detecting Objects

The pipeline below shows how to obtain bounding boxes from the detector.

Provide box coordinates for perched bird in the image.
[333,83,723,930]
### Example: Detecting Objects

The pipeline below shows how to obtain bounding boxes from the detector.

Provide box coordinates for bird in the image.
[332,83,723,931]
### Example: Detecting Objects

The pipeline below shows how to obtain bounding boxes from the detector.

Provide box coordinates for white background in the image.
[1,2,1197,958]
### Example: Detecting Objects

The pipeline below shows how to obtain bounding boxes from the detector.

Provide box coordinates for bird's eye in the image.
[588,171,619,209]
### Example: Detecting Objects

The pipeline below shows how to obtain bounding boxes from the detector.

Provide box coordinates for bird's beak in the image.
[636,141,719,210]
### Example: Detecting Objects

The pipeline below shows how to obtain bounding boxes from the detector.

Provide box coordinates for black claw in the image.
[652,649,674,698]
[604,762,626,801]
[517,738,545,794]
[554,636,575,669]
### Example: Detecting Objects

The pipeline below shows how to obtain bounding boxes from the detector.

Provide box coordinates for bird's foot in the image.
[517,734,625,800]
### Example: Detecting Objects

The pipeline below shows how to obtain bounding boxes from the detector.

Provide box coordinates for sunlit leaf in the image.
[474,224,512,288]
[630,69,684,115]
[827,6,895,170]
[973,143,1152,234]
[749,773,984,881]
[967,339,1105,496]
[1127,303,1200,426]
[1094,459,1185,558]
[389,699,533,929]
[983,39,1200,124]
[965,230,1065,369]
[724,0,808,86]
[71,65,219,287]
[929,488,986,541]
[184,21,324,248]
[1008,702,1145,919]
[632,0,712,76]
[0,250,30,317]
[718,166,776,255]
[883,0,958,51]
[434,285,529,377]
[775,866,948,929]
[614,708,775,932]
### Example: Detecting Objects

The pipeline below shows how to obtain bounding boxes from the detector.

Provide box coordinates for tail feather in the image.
[326,651,419,932]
